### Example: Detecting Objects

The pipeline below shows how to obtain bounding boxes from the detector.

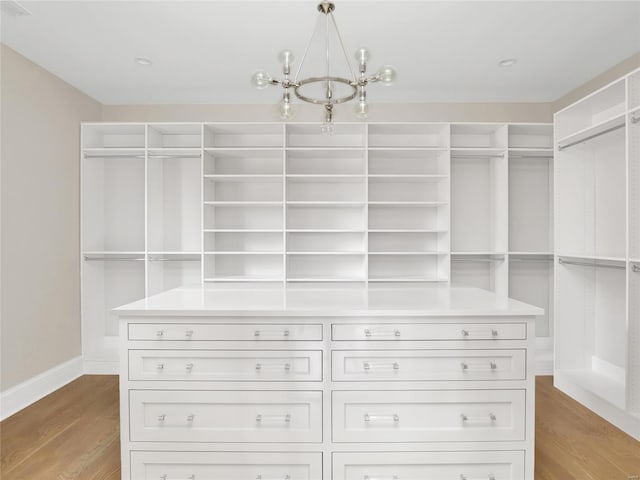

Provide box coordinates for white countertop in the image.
[115,283,543,317]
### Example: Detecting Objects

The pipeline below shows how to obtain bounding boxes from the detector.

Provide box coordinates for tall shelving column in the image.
[450,124,508,295]
[555,70,639,439]
[81,123,146,370]
[146,124,203,295]
[367,124,450,282]
[202,124,285,282]
[285,124,367,282]
[507,124,555,374]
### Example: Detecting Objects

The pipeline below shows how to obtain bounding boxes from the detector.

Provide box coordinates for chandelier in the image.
[250,1,396,131]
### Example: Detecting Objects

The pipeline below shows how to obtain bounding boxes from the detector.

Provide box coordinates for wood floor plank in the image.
[1,375,639,480]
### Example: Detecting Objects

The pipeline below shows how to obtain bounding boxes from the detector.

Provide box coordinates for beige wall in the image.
[102,102,553,123]
[553,52,640,113]
[0,44,101,390]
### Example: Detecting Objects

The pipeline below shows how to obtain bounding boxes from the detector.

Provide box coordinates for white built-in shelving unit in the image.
[554,68,640,440]
[81,121,554,374]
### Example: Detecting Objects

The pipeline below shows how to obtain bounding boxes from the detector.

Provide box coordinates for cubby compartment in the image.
[287,253,365,281]
[555,128,626,259]
[147,255,201,296]
[368,177,445,203]
[287,205,365,231]
[204,123,283,148]
[369,231,447,253]
[286,124,365,148]
[508,124,553,150]
[82,154,145,252]
[555,79,626,142]
[451,123,507,149]
[204,176,283,203]
[369,205,446,231]
[509,255,554,338]
[82,258,145,340]
[451,154,507,253]
[368,253,448,281]
[204,149,283,175]
[451,254,507,294]
[204,253,283,281]
[82,123,145,149]
[205,232,283,253]
[508,154,553,254]
[555,258,627,409]
[287,232,365,253]
[148,155,201,253]
[286,149,364,175]
[368,149,448,175]
[204,205,283,230]
[286,176,365,203]
[147,123,201,149]
[368,123,449,148]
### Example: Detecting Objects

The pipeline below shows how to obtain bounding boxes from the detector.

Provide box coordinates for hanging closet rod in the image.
[509,257,553,262]
[451,257,504,263]
[557,123,625,151]
[509,155,554,160]
[149,256,201,262]
[451,154,504,159]
[84,154,202,159]
[84,255,145,261]
[558,258,625,270]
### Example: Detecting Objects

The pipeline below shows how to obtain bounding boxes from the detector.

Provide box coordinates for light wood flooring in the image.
[1,375,638,479]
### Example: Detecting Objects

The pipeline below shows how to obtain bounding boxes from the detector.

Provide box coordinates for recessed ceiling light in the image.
[498,58,517,68]
[0,1,32,17]
[134,57,153,66]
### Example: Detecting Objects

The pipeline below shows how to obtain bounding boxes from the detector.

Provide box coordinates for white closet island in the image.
[115,282,540,480]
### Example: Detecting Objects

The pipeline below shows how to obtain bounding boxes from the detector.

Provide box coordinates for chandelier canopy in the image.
[251,1,396,131]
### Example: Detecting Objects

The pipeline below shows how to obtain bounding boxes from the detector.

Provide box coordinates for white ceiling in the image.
[2,1,639,104]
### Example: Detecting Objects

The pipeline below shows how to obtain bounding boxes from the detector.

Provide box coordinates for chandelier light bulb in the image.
[376,65,397,86]
[355,47,370,65]
[354,101,369,120]
[321,121,336,136]
[278,99,294,120]
[250,70,273,90]
[278,50,295,67]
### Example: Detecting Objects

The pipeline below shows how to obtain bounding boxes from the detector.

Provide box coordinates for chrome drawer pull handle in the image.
[185,330,194,338]
[461,329,499,339]
[254,329,290,338]
[364,329,401,338]
[156,363,164,371]
[364,476,398,480]
[256,414,291,424]
[363,362,400,371]
[283,329,290,337]
[461,329,469,337]
[461,362,468,370]
[460,476,495,480]
[256,476,290,480]
[186,414,195,423]
[157,414,166,423]
[460,413,497,423]
[284,363,291,372]
[254,330,261,337]
[364,413,399,423]
[490,361,497,370]
[156,330,164,338]
[492,329,498,337]
[255,363,291,372]
[186,363,194,372]
[461,361,499,372]
[255,363,262,371]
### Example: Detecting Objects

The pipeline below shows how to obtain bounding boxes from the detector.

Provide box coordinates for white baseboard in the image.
[0,356,83,421]
[83,360,118,375]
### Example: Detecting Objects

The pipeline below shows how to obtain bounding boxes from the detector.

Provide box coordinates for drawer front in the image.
[129,350,323,381]
[332,323,526,341]
[128,323,323,341]
[332,349,526,382]
[131,451,323,480]
[332,390,525,443]
[130,390,322,443]
[333,451,525,480]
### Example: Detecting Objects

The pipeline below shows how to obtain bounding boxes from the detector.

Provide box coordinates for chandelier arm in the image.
[329,12,357,82]
[294,14,323,83]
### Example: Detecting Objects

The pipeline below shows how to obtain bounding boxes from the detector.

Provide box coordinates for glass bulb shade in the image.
[278,99,294,120]
[251,70,272,89]
[321,121,336,136]
[278,50,295,67]
[354,101,369,120]
[376,65,397,86]
[355,47,370,65]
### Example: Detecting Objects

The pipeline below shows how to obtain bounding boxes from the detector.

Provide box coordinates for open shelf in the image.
[204,253,284,281]
[451,124,507,149]
[204,204,283,230]
[368,149,449,175]
[82,123,145,149]
[147,123,201,149]
[148,255,201,296]
[205,231,283,253]
[204,149,283,175]
[287,253,365,281]
[204,123,283,148]
[368,123,449,148]
[369,231,447,253]
[286,149,365,175]
[287,175,365,203]
[451,254,507,294]
[287,232,364,253]
[286,124,365,148]
[508,124,553,150]
[287,205,365,231]
[557,113,625,151]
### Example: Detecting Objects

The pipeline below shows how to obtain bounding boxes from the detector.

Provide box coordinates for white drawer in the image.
[131,451,323,480]
[332,323,526,341]
[129,350,323,381]
[130,390,322,443]
[333,451,525,480]
[332,349,526,382]
[332,390,525,443]
[128,323,323,341]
